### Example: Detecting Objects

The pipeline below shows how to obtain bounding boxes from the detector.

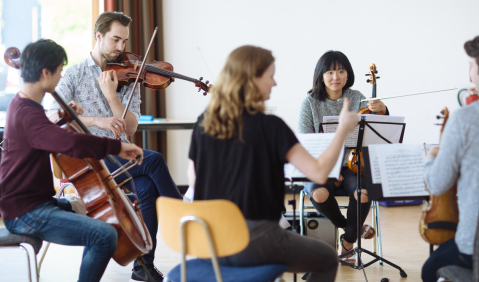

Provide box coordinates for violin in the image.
[347,64,383,174]
[106,51,211,95]
[4,47,152,266]
[419,108,459,245]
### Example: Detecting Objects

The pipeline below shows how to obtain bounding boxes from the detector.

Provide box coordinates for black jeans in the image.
[218,220,339,282]
[422,238,473,282]
[303,167,371,244]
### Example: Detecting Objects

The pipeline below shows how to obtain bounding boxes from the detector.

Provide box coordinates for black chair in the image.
[436,215,479,282]
[0,227,43,282]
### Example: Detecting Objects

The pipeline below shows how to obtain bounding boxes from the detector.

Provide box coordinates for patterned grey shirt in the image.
[44,54,141,143]
[298,89,368,166]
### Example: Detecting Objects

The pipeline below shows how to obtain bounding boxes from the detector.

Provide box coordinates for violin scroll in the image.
[366,63,379,84]
[4,47,21,70]
[196,76,212,96]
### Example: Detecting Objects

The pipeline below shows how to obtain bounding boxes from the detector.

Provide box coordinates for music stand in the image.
[320,116,408,281]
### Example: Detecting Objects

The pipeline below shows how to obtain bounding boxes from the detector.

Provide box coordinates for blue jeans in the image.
[4,199,117,282]
[422,238,473,282]
[105,149,182,267]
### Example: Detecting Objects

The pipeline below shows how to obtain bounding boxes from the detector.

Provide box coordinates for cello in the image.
[347,63,384,174]
[419,108,459,245]
[4,47,153,266]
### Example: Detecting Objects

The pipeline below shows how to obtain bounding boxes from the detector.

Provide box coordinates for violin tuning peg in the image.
[365,74,370,76]
[376,76,380,79]
[205,80,209,85]
[203,91,207,96]
[199,77,203,81]
[198,88,201,92]
[374,70,378,74]
[366,79,371,83]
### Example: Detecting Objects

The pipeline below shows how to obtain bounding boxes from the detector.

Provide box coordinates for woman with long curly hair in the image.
[187,45,358,282]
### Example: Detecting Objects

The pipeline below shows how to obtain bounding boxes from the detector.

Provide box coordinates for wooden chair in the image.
[157,197,288,282]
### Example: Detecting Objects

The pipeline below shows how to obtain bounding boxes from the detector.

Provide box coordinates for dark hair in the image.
[308,50,355,101]
[464,36,479,68]
[20,39,68,83]
[94,12,132,40]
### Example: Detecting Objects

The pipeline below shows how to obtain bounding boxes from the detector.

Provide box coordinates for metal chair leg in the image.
[375,202,383,265]
[299,190,305,236]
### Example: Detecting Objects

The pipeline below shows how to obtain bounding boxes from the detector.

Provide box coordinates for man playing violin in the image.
[421,36,479,281]
[45,12,182,282]
[0,39,144,282]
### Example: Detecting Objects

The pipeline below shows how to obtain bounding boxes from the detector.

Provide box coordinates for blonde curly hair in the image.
[201,45,274,140]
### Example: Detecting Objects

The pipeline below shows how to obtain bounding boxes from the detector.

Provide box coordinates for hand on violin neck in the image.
[119,143,143,165]
[367,99,386,114]
[427,146,439,157]
[68,101,84,116]
[98,70,119,102]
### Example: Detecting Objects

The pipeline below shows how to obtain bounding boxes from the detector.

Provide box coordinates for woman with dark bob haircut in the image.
[188,46,359,282]
[298,51,389,264]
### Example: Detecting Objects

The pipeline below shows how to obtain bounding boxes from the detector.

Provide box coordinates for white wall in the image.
[162,0,479,185]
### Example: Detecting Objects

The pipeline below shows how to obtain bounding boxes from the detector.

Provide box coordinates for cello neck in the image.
[51,91,117,163]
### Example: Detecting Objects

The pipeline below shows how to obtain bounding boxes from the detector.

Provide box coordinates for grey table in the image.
[136,119,196,148]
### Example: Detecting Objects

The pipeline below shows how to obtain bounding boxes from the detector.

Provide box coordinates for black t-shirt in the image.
[189,112,298,221]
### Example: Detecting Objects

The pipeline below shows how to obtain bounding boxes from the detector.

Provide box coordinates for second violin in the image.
[348,64,384,175]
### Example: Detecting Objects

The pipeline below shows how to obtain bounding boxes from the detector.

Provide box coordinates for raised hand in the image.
[338,97,358,133]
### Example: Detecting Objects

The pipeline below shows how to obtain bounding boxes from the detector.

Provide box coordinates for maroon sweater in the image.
[0,94,121,220]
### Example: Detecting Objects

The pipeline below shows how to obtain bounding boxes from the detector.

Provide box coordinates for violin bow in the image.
[361,87,457,102]
[121,26,158,120]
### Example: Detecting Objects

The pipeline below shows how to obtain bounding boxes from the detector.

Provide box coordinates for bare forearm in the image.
[316,127,349,173]
[79,116,98,127]
[107,98,138,135]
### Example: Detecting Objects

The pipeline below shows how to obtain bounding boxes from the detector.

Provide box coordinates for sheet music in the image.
[322,116,358,147]
[322,115,405,147]
[284,133,344,180]
[374,144,429,197]
[368,146,382,184]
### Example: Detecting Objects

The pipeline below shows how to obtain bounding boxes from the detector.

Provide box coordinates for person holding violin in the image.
[0,39,144,282]
[298,51,389,263]
[421,36,479,282]
[44,12,181,282]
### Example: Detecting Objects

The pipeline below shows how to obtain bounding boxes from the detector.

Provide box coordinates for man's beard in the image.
[100,44,122,62]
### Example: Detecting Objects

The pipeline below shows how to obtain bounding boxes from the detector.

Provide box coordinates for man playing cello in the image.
[0,39,143,282]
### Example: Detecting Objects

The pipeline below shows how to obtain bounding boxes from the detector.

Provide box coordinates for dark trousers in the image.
[218,220,339,282]
[422,238,473,282]
[303,167,371,243]
[105,149,182,267]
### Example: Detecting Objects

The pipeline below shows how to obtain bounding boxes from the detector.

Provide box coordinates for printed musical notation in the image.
[371,144,429,197]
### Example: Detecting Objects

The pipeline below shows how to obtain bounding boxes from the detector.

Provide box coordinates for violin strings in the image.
[144,64,199,84]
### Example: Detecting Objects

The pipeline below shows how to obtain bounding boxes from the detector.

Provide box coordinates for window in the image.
[0,0,91,127]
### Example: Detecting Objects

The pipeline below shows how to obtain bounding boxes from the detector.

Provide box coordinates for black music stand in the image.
[320,117,408,281]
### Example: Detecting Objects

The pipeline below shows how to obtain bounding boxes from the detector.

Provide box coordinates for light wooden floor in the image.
[0,194,429,282]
